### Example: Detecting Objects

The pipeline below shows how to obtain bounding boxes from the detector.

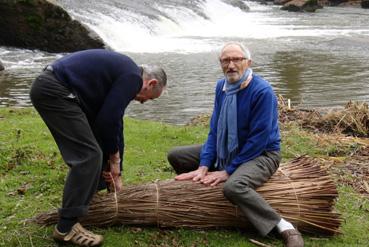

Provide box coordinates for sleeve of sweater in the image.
[199,80,224,168]
[94,73,142,154]
[225,86,274,175]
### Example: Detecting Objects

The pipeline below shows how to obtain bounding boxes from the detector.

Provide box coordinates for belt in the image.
[44,65,53,72]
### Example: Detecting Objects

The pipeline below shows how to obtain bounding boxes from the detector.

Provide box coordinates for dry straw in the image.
[278,96,369,137]
[311,101,369,137]
[34,156,341,235]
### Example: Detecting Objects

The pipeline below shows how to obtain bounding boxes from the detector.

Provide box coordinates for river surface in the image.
[0,0,368,124]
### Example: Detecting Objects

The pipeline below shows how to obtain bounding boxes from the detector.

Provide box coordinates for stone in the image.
[362,0,369,8]
[281,0,322,12]
[225,0,250,11]
[274,0,292,5]
[0,0,105,53]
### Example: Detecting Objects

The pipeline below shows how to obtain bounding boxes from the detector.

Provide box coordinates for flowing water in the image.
[0,0,368,124]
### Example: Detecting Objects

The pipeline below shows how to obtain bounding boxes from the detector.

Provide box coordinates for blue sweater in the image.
[51,49,143,162]
[200,74,280,175]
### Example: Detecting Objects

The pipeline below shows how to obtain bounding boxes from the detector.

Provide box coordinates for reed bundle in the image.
[34,156,341,235]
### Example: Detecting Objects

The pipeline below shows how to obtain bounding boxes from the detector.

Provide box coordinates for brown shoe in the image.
[281,229,304,247]
[53,223,103,246]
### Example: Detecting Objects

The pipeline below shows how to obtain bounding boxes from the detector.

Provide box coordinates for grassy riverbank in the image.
[1,108,369,246]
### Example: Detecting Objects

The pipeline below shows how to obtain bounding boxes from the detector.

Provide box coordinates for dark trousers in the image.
[30,70,102,218]
[167,144,282,236]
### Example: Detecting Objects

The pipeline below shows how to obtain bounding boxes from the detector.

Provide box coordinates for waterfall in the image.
[56,0,369,53]
[55,0,293,53]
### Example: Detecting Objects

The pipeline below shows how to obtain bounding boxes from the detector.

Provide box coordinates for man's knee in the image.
[168,146,200,175]
[168,147,185,174]
[223,179,251,201]
[167,147,180,166]
[88,145,103,175]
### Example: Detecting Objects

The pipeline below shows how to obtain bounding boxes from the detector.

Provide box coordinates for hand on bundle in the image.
[109,175,123,192]
[103,157,123,192]
[201,170,229,186]
[102,169,123,192]
[175,166,208,182]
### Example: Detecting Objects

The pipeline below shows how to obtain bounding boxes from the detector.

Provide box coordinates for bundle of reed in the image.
[34,156,341,235]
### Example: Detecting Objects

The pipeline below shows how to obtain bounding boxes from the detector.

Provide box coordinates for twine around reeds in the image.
[108,173,119,224]
[33,156,341,235]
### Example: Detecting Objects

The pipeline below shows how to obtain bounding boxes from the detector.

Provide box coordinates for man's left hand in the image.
[201,171,229,186]
[102,171,123,192]
[102,159,122,192]
[112,177,123,192]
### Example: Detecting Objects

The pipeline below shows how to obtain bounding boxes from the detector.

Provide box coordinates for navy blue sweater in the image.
[51,49,143,161]
[200,74,280,175]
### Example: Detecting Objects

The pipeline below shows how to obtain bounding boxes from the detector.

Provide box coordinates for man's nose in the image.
[228,61,236,68]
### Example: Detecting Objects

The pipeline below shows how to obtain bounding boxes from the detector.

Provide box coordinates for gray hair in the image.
[141,64,167,89]
[219,42,251,60]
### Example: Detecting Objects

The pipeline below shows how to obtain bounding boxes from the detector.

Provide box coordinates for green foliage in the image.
[0,108,368,246]
[280,123,357,160]
[123,118,207,184]
[281,123,322,159]
[333,186,369,246]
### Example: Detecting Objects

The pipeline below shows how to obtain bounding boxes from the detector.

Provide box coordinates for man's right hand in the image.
[175,166,208,182]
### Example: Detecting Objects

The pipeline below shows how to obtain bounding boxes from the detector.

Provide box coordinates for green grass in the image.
[0,108,368,246]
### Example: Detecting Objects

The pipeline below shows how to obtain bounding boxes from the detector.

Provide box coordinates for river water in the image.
[0,0,368,124]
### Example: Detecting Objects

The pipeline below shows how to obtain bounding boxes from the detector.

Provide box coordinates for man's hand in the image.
[102,151,123,192]
[175,166,208,182]
[110,161,120,179]
[102,170,123,192]
[201,170,229,186]
[112,176,123,192]
[110,160,122,192]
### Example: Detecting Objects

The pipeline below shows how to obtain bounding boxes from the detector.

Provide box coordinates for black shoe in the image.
[281,229,304,247]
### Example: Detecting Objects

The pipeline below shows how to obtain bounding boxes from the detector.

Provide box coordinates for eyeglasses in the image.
[219,57,247,66]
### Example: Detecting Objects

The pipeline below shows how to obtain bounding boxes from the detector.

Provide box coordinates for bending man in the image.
[30,49,167,246]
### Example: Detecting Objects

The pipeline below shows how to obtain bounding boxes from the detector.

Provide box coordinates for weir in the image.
[0,0,368,124]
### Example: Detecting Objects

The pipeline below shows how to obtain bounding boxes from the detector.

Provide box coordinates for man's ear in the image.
[148,79,158,88]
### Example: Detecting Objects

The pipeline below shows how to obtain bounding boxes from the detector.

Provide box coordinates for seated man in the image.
[167,42,303,247]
